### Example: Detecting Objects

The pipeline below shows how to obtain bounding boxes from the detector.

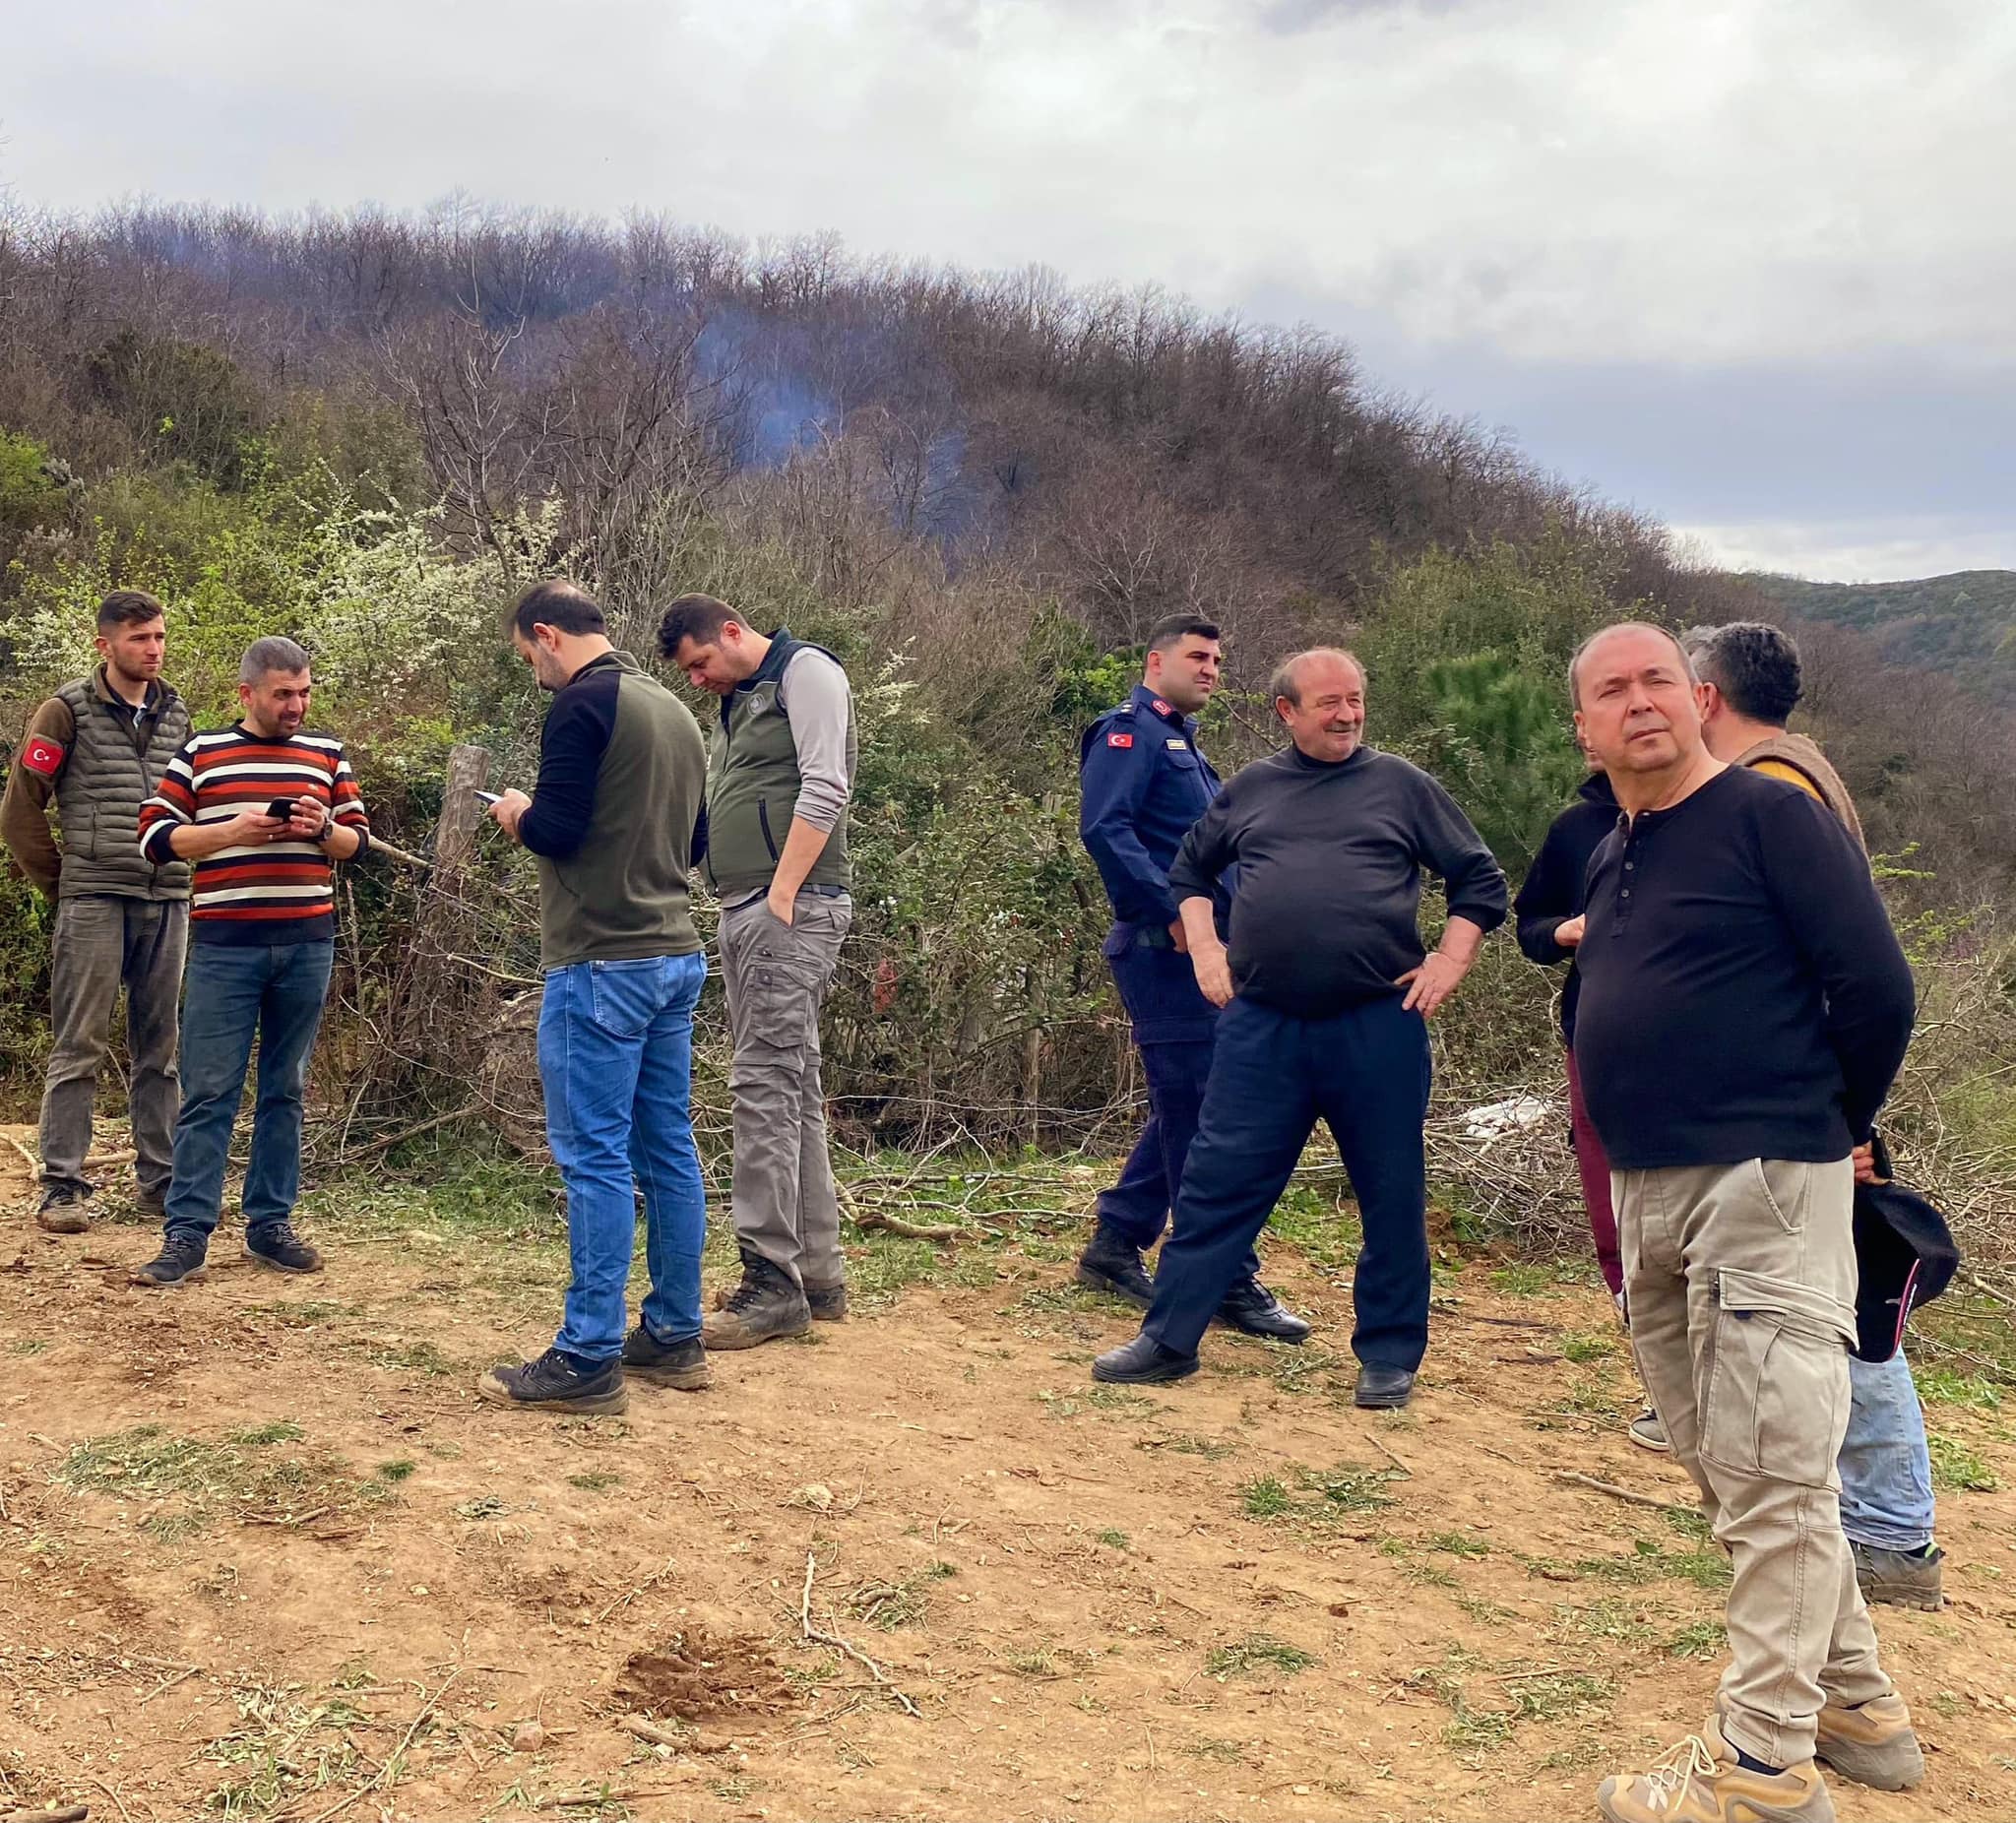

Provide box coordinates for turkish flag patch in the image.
[21,736,64,779]
[1106,731,1134,748]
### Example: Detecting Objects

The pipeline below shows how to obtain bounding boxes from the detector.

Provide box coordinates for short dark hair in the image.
[96,589,164,633]
[1684,621,1802,725]
[658,593,740,658]
[510,579,606,640]
[1269,646,1363,708]
[1144,614,1221,656]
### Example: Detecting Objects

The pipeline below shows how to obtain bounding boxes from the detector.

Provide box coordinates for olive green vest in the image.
[52,671,192,901]
[702,633,854,900]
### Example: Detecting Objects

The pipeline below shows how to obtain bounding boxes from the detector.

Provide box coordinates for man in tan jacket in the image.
[1684,621,1944,1616]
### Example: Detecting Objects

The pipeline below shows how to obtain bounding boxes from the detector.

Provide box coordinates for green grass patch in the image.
[1095,1528,1130,1550]
[846,1234,946,1307]
[1240,1476,1292,1519]
[1205,1633,1317,1679]
[850,1560,957,1631]
[374,1460,417,1482]
[1927,1433,2000,1492]
[1427,1530,1491,1558]
[1562,1331,1618,1363]
[568,1470,622,1492]
[1264,1181,1362,1269]
[1913,1366,2003,1410]
[57,1422,384,1541]
[1665,1619,1727,1659]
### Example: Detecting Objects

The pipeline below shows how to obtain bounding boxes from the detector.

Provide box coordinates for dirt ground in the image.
[2,1123,2013,1823]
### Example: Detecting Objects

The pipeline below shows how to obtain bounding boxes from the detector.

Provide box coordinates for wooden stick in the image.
[0,1809,89,1823]
[1362,1431,1413,1477]
[331,1102,479,1164]
[1554,1471,1699,1517]
[851,1209,973,1242]
[367,837,429,869]
[3,1134,35,1173]
[89,1777,134,1823]
[617,1715,688,1750]
[799,1552,920,1718]
[594,1555,676,1625]
[1967,1272,2011,1307]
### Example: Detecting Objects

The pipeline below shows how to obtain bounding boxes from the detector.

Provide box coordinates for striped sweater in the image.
[138,724,370,944]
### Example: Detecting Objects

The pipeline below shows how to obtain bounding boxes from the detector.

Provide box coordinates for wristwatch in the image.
[310,810,334,846]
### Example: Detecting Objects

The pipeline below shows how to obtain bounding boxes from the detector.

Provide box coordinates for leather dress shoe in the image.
[1215,1278,1311,1343]
[1353,1363,1417,1409]
[1092,1333,1200,1385]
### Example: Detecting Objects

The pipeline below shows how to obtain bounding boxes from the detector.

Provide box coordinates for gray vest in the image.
[52,672,192,901]
[702,635,854,900]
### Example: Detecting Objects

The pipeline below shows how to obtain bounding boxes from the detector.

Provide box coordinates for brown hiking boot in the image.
[702,1251,810,1351]
[1852,1540,1944,1610]
[804,1281,849,1322]
[1815,1690,1924,1791]
[1598,1720,1835,1823]
[35,1191,91,1235]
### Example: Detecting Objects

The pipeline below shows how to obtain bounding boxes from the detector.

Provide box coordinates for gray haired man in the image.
[660,595,856,1349]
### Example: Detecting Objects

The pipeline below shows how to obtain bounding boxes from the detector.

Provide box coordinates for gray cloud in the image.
[1,0,2010,578]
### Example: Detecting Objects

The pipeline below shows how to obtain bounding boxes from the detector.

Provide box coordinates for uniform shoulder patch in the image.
[1166,737,1188,749]
[21,735,65,779]
[1106,731,1134,749]
[1151,697,1173,717]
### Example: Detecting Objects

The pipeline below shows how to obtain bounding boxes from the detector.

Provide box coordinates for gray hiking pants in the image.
[39,894,189,1201]
[718,890,851,1289]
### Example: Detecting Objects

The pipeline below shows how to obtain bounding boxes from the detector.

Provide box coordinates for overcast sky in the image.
[4,0,2011,581]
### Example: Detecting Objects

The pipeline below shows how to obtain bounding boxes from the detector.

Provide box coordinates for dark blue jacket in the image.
[1512,771,1618,1042]
[1079,685,1223,933]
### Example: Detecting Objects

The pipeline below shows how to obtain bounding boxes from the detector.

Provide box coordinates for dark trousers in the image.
[1096,937,1217,1248]
[1143,993,1432,1365]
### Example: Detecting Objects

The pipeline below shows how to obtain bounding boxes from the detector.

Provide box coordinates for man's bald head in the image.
[1271,647,1368,764]
[1568,622,1695,710]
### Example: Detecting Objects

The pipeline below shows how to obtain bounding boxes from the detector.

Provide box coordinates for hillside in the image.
[1745,569,2016,701]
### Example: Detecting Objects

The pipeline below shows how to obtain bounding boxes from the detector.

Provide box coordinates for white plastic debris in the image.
[1461,1096,1555,1142]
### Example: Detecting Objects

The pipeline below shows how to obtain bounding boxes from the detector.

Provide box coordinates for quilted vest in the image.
[702,633,855,900]
[52,671,193,900]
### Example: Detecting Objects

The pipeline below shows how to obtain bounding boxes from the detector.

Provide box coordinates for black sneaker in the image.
[1074,1222,1155,1307]
[479,1348,628,1414]
[1215,1278,1311,1343]
[132,1233,209,1287]
[245,1223,323,1274]
[621,1325,713,1390]
[804,1281,849,1322]
[133,1183,169,1220]
[35,1189,91,1235]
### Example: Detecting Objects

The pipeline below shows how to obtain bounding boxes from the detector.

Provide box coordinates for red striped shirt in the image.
[138,725,370,945]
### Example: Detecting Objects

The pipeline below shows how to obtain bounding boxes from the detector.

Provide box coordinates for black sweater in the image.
[1513,772,1618,1042]
[1572,765,1916,1170]
[1168,745,1507,1017]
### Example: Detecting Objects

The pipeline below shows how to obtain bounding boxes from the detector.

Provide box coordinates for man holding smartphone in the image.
[131,637,370,1287]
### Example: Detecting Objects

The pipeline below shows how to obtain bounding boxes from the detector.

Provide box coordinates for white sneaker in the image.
[1628,1407,1670,1453]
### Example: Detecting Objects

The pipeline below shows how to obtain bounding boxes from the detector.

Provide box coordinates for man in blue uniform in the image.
[1076,615,1308,1343]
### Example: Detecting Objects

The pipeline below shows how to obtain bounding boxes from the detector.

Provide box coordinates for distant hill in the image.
[1745,569,2016,700]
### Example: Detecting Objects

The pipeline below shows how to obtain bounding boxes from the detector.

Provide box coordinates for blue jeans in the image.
[165,939,335,1241]
[1145,994,1432,1365]
[539,952,708,1364]
[1839,1349,1937,1551]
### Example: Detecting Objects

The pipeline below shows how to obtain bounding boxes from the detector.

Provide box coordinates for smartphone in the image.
[266,797,297,820]
[474,790,503,806]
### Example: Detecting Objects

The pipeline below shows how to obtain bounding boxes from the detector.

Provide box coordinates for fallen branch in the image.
[330,1102,480,1165]
[1554,1470,1699,1517]
[594,1554,676,1625]
[799,1551,920,1718]
[3,1134,35,1173]
[1967,1272,2011,1306]
[530,1790,685,1813]
[1,1809,89,1823]
[850,1209,975,1242]
[1361,1431,1413,1477]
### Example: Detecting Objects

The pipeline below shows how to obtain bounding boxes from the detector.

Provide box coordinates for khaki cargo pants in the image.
[1617,1157,1894,1767]
[718,891,852,1290]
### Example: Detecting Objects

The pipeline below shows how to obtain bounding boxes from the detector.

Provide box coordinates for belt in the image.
[728,883,850,910]
[1130,925,1176,951]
